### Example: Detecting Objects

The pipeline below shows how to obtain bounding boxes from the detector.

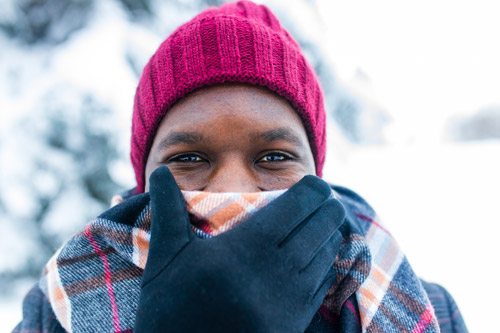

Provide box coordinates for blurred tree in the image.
[0,87,123,294]
[448,106,500,141]
[0,0,94,44]
[200,0,227,6]
[117,0,152,19]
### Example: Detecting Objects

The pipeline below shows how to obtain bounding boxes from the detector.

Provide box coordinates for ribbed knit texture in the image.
[131,0,326,192]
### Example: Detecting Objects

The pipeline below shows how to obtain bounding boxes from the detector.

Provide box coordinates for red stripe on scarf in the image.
[411,303,435,333]
[345,299,361,329]
[318,304,337,323]
[355,213,391,236]
[85,224,121,332]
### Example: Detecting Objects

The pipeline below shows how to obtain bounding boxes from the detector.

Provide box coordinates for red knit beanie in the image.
[131,0,326,192]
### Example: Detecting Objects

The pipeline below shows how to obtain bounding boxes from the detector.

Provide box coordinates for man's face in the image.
[144,83,316,192]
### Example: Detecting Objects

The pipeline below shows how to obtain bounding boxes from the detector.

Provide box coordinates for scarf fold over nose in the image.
[40,188,440,332]
[182,190,285,236]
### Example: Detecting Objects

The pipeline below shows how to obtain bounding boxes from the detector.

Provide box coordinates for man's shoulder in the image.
[420,280,468,333]
[329,184,377,222]
[330,184,468,333]
[14,283,65,333]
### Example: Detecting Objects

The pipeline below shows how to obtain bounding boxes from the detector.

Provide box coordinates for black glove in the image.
[135,166,346,332]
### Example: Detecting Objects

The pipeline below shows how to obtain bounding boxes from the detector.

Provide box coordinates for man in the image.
[15,1,466,332]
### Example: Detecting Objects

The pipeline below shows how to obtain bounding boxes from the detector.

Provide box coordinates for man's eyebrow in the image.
[155,131,206,151]
[253,127,303,147]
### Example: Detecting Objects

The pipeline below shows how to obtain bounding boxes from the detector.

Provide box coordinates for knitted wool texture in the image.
[131,0,326,192]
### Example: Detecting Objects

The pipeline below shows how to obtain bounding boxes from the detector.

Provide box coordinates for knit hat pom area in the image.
[131,0,326,192]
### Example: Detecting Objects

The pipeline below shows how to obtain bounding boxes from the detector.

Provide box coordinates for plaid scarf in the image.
[40,187,439,332]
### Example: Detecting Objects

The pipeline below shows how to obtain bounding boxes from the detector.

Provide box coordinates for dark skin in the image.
[144,83,316,192]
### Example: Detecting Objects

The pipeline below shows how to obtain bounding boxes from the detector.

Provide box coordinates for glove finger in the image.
[311,266,337,309]
[281,198,345,271]
[229,175,332,248]
[143,166,192,286]
[306,231,343,302]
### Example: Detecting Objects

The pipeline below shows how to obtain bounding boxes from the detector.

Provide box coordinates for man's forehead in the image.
[155,127,304,151]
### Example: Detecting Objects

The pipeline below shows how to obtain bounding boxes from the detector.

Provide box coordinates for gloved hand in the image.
[135,166,346,332]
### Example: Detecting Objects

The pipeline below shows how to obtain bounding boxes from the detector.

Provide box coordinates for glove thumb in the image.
[142,166,192,286]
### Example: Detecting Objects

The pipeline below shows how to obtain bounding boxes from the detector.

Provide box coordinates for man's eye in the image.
[169,154,204,163]
[258,153,291,163]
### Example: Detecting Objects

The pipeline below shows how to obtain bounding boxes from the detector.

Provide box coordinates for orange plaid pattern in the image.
[182,190,285,236]
[355,214,405,328]
[44,248,71,330]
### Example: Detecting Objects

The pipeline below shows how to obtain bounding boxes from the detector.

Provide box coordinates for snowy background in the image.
[1,0,499,331]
